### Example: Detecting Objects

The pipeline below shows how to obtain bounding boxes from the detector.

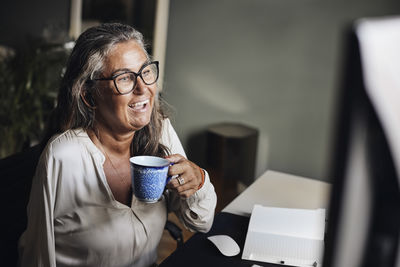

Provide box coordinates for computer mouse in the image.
[207,235,240,257]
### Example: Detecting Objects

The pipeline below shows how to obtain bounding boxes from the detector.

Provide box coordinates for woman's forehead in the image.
[103,41,148,73]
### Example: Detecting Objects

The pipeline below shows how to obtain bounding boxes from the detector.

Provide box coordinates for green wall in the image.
[163,0,400,181]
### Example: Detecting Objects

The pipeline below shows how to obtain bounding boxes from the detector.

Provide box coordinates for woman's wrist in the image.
[197,166,205,190]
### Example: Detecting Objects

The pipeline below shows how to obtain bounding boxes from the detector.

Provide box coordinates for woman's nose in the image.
[132,77,147,94]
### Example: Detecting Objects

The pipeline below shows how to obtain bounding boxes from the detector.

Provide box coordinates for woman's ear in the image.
[81,91,96,109]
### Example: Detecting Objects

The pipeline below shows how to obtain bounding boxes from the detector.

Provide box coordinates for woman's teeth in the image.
[129,99,149,110]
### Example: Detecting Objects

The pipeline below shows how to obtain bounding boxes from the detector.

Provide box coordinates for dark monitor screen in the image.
[323,23,400,267]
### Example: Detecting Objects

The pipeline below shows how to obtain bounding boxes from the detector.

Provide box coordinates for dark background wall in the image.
[0,0,70,47]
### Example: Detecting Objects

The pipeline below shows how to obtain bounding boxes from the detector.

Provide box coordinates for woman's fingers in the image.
[167,175,193,190]
[166,154,190,178]
[165,154,203,198]
[165,154,185,164]
[168,162,187,177]
[167,177,197,199]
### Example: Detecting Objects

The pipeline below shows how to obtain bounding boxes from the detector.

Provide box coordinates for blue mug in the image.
[129,156,172,203]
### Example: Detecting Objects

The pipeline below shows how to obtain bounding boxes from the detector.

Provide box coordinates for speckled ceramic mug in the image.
[129,156,172,203]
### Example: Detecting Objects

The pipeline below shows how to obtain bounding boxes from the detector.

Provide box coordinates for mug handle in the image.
[165,163,175,185]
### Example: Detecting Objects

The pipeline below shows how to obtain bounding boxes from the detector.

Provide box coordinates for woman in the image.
[18,23,217,267]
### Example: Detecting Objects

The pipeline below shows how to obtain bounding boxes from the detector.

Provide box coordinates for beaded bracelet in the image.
[198,167,205,189]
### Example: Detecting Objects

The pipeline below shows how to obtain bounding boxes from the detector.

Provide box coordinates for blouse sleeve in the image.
[18,146,58,267]
[161,119,217,233]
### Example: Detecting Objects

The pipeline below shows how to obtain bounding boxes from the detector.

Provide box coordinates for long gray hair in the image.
[45,23,169,157]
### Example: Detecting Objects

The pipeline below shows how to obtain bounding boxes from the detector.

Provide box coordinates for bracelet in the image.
[197,166,205,190]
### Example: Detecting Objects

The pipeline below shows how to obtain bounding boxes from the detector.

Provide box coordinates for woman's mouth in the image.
[128,99,149,112]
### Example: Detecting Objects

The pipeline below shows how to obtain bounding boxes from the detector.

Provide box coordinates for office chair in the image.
[0,144,183,266]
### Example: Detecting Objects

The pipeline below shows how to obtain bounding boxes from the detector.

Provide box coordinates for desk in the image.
[224,170,331,216]
[160,170,331,267]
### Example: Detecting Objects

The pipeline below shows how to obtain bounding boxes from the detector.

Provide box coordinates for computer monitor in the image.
[323,19,400,267]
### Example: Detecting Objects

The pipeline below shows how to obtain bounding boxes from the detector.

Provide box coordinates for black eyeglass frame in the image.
[93,61,159,95]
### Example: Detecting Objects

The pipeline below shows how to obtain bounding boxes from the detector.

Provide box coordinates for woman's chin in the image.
[127,108,153,130]
[129,116,152,131]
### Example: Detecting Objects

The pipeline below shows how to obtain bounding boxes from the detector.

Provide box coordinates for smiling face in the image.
[93,41,157,134]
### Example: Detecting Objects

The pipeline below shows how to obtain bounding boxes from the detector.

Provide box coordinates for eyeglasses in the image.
[93,61,159,95]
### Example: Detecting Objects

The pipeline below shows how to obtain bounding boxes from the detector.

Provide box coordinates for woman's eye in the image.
[117,74,132,83]
[142,70,150,77]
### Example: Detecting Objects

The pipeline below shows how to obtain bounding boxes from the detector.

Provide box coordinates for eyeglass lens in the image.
[115,62,158,94]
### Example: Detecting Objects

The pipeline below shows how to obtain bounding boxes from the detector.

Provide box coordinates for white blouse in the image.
[18,119,217,267]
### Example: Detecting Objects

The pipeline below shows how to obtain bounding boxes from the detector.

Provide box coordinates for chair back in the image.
[0,145,42,266]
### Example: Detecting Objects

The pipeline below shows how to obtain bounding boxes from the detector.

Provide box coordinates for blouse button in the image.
[190,210,198,219]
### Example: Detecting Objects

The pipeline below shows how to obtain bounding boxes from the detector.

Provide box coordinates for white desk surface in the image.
[222,170,332,217]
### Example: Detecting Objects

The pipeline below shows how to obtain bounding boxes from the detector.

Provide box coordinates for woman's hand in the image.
[166,154,204,198]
